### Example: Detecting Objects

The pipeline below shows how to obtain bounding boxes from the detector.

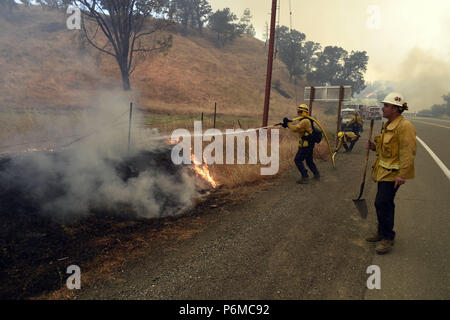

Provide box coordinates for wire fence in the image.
[0,103,277,156]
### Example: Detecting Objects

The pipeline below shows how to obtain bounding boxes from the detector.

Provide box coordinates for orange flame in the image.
[190,152,218,188]
[167,138,180,145]
[366,91,376,98]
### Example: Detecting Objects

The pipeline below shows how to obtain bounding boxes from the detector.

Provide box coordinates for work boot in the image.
[296,176,309,184]
[313,173,320,180]
[366,233,382,242]
[375,239,395,255]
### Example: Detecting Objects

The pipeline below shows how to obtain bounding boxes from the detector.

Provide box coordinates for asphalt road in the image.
[365,117,450,299]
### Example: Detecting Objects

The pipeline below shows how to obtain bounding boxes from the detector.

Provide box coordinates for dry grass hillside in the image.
[0,5,309,122]
[0,6,337,187]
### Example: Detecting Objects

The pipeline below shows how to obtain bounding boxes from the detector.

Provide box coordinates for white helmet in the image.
[381,92,405,107]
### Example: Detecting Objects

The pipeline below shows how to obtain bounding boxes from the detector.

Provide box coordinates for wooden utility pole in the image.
[336,86,344,146]
[309,86,315,116]
[262,0,278,127]
[213,102,217,128]
[127,102,133,154]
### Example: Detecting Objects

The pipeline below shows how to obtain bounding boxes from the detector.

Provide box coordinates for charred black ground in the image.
[0,148,208,299]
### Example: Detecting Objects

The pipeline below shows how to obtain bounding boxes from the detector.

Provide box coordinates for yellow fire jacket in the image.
[371,115,417,182]
[288,118,312,148]
[336,131,358,151]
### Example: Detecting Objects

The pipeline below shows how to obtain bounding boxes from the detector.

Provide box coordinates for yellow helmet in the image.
[297,104,309,113]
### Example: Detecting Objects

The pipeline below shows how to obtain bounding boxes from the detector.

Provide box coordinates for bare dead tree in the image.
[76,0,173,90]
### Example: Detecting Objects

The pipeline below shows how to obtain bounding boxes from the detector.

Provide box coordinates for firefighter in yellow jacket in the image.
[335,131,360,153]
[345,111,362,134]
[282,104,320,184]
[366,92,417,254]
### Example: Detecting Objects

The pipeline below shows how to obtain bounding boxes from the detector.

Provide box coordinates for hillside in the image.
[0,6,306,122]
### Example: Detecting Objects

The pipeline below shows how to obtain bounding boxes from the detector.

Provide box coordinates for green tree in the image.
[416,92,450,118]
[308,46,368,95]
[36,0,73,9]
[170,0,193,29]
[300,40,321,75]
[431,104,446,117]
[193,0,211,32]
[240,8,255,37]
[308,45,347,86]
[263,21,269,47]
[276,26,305,82]
[171,0,211,32]
[442,93,450,116]
[208,8,243,47]
[340,50,369,94]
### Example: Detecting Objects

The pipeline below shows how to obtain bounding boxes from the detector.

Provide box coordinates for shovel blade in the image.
[353,199,368,219]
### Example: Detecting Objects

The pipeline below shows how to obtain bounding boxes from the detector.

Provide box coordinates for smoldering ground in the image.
[0,92,199,222]
[0,92,205,299]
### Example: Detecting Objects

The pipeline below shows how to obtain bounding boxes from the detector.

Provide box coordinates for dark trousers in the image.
[346,134,360,152]
[375,181,399,240]
[294,146,319,178]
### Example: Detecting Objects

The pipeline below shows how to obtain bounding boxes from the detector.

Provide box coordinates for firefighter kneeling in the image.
[335,131,359,153]
[282,104,320,184]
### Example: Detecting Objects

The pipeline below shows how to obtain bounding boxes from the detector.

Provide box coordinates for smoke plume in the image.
[392,48,450,111]
[0,91,199,222]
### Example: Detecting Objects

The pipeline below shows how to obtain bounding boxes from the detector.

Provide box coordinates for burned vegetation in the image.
[0,145,214,299]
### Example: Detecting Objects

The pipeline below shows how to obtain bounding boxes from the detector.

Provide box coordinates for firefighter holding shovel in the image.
[365,92,417,254]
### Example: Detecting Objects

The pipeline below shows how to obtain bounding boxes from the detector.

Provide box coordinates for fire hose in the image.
[273,116,335,168]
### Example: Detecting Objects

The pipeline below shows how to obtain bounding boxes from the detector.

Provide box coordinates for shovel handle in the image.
[357,119,375,197]
[362,120,374,179]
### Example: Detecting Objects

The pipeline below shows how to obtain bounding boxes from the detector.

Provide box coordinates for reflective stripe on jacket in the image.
[371,115,417,182]
[288,118,312,148]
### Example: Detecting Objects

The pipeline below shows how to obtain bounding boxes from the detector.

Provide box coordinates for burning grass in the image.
[0,147,210,299]
[0,115,335,299]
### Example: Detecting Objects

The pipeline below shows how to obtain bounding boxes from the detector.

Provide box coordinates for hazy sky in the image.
[209,0,450,110]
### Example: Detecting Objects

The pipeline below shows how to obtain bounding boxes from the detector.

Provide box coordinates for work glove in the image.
[282,117,292,128]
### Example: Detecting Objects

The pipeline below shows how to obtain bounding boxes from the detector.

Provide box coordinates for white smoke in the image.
[0,90,199,222]
[393,48,450,111]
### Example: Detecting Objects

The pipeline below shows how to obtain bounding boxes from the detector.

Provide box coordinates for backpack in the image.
[308,119,323,144]
[301,119,323,144]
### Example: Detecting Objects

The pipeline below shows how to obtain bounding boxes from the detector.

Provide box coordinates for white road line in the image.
[417,136,450,182]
